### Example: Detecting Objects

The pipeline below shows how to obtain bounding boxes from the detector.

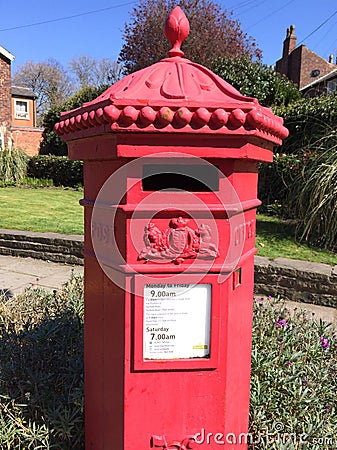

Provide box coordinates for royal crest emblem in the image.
[138,217,219,264]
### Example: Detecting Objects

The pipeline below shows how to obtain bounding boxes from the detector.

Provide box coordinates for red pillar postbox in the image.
[55,7,288,449]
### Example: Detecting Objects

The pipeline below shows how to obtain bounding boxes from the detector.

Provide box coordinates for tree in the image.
[12,59,74,124]
[118,0,262,74]
[211,56,301,107]
[40,85,107,156]
[69,56,123,89]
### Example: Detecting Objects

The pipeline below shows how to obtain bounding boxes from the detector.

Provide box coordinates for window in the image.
[14,100,29,120]
[327,79,337,94]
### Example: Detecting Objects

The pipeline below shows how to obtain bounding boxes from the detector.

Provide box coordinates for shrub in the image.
[258,151,317,213]
[20,177,54,188]
[0,148,28,183]
[28,155,83,187]
[250,296,337,449]
[286,137,337,251]
[1,276,336,449]
[0,274,84,448]
[262,94,337,250]
[275,93,337,154]
[212,56,301,107]
[0,177,54,188]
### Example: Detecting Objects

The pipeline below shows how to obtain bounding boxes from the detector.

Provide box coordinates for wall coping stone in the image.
[271,257,333,277]
[0,228,83,243]
[254,255,337,307]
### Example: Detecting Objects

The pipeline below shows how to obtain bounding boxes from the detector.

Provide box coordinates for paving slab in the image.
[0,255,83,297]
[37,266,83,289]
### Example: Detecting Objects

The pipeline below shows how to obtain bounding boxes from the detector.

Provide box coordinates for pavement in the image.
[0,254,83,298]
[0,254,336,329]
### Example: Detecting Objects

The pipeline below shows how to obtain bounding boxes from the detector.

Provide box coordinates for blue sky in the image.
[1,0,336,73]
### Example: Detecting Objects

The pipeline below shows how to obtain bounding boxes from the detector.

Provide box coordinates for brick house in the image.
[300,67,337,97]
[0,45,43,156]
[275,25,337,96]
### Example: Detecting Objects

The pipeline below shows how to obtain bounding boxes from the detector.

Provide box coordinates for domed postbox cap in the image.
[55,7,288,145]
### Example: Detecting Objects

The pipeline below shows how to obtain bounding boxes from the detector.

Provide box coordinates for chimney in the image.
[282,25,297,59]
[329,54,334,64]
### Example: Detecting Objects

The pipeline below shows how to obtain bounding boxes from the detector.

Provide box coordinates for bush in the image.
[0,177,54,188]
[264,93,337,250]
[0,274,84,449]
[28,155,83,187]
[1,277,336,449]
[275,93,337,154]
[20,177,54,188]
[212,56,301,107]
[250,296,337,449]
[0,148,28,183]
[258,151,316,213]
[261,94,337,251]
[286,137,337,251]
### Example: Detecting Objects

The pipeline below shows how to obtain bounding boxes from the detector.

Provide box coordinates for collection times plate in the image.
[143,283,211,360]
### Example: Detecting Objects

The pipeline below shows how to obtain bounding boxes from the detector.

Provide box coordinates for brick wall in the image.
[11,127,43,156]
[298,47,335,89]
[0,53,12,146]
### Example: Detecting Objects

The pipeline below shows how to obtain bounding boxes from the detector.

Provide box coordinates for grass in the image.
[0,187,335,265]
[256,214,337,266]
[0,187,83,235]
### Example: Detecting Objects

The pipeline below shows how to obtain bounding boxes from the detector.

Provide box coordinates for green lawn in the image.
[0,187,84,235]
[0,187,335,265]
[256,214,336,266]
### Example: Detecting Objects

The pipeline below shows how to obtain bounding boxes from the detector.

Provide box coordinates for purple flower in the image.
[285,361,293,366]
[320,337,330,349]
[275,318,287,328]
[324,404,332,413]
[256,297,264,304]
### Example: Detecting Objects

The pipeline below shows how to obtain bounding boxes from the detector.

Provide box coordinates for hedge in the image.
[27,156,83,187]
[275,92,337,154]
[258,150,316,213]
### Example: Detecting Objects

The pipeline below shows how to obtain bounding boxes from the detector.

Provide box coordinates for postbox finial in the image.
[165,6,190,58]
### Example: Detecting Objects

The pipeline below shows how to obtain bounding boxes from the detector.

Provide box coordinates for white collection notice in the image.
[143,283,211,360]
